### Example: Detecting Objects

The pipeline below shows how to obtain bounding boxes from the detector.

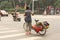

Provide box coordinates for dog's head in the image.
[43,21,49,26]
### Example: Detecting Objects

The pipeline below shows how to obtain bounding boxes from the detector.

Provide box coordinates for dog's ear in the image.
[47,23,49,25]
[46,22,49,26]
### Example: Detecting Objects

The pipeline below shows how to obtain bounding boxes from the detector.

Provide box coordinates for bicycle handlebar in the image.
[32,18,39,23]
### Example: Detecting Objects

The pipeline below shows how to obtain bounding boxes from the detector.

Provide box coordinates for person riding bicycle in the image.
[24,6,34,35]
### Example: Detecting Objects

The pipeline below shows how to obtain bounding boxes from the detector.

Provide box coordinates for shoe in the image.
[25,32,29,35]
[28,32,31,35]
[25,32,31,35]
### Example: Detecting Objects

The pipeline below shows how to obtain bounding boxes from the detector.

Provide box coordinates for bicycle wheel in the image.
[23,23,27,31]
[38,28,46,36]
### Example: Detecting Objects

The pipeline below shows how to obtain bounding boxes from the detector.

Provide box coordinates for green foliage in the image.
[0,0,60,12]
[5,8,25,14]
[0,1,12,9]
[54,0,60,7]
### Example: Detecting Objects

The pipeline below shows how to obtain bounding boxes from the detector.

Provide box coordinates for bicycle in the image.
[23,19,49,36]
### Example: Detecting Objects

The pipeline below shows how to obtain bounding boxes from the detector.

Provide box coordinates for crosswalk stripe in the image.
[0,26,5,27]
[18,36,42,40]
[0,28,10,30]
[0,30,19,33]
[0,33,25,39]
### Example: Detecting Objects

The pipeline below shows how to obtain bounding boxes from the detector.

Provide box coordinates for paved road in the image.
[0,14,60,40]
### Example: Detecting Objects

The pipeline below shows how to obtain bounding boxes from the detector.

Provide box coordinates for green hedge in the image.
[5,8,25,14]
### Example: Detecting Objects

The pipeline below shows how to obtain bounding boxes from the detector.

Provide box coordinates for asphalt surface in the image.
[0,14,60,40]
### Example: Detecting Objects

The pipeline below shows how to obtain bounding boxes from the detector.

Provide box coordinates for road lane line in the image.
[18,36,42,40]
[0,30,19,33]
[0,28,10,30]
[0,33,25,39]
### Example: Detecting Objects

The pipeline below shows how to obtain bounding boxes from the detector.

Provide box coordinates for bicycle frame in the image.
[32,19,43,33]
[32,25,43,33]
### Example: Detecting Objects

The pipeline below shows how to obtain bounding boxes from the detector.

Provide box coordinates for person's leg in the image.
[25,22,30,35]
[28,22,32,34]
[25,22,29,32]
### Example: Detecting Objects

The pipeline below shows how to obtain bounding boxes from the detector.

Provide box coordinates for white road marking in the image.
[18,36,42,40]
[0,28,10,30]
[0,33,25,39]
[0,30,19,33]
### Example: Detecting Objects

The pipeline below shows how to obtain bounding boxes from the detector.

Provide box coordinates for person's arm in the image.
[24,10,27,16]
[31,11,34,16]
[24,12,27,16]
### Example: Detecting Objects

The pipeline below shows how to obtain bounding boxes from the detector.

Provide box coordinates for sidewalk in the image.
[20,14,60,18]
[33,15,60,18]
[20,14,60,16]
